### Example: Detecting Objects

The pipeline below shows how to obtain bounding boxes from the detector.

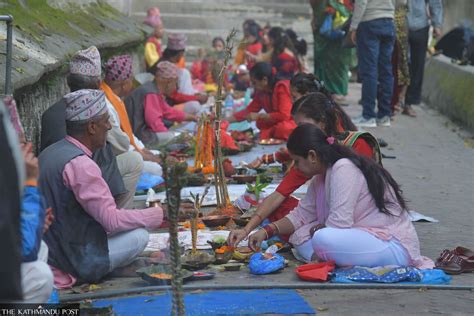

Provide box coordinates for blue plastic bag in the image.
[320,14,346,40]
[248,253,285,275]
[136,172,164,191]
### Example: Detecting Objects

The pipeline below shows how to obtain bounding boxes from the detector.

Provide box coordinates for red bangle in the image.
[263,225,275,239]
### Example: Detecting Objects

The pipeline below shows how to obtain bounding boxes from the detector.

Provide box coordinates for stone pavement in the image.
[299,82,474,315]
[60,81,474,315]
[70,1,474,313]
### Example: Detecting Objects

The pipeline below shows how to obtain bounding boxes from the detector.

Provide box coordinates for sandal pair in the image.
[435,246,474,275]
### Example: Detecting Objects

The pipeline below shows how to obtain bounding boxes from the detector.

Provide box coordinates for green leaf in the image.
[246,183,254,192]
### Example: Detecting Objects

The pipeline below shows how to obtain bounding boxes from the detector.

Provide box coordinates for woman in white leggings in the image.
[248,124,434,269]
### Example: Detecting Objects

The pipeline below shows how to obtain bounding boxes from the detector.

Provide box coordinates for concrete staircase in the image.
[121,0,313,65]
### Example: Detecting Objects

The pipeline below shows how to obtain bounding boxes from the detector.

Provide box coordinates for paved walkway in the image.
[301,82,474,315]
[61,81,473,315]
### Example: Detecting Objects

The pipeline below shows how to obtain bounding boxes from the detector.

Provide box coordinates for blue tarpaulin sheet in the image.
[93,289,315,315]
[136,172,164,191]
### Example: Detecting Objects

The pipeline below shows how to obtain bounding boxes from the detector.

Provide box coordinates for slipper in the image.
[453,246,474,258]
[435,251,474,274]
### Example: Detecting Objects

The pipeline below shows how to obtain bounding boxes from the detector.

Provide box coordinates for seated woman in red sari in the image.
[227,62,297,141]
[228,91,381,245]
[268,27,301,79]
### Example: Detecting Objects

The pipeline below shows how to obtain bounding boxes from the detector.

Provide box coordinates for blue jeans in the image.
[357,18,395,119]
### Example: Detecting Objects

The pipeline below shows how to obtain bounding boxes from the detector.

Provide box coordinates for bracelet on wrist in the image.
[272,222,281,235]
[263,225,275,239]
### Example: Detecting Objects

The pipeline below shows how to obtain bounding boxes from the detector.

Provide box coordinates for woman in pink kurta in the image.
[249,124,434,269]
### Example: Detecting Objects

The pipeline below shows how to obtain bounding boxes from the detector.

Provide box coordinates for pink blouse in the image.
[63,136,163,234]
[144,93,186,133]
[286,158,434,269]
[51,136,163,289]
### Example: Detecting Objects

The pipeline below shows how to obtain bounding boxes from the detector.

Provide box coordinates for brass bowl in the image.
[232,174,257,184]
[223,263,243,271]
[136,264,193,285]
[232,216,250,227]
[181,252,214,271]
[201,215,231,227]
[214,251,234,265]
[207,240,227,251]
[233,246,254,261]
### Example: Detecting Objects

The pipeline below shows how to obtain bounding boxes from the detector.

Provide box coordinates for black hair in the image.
[268,27,298,68]
[249,62,276,88]
[292,92,357,136]
[147,49,185,75]
[285,28,307,56]
[290,73,329,98]
[161,48,185,61]
[246,21,262,42]
[287,124,407,215]
[242,19,256,36]
[212,37,225,47]
[67,74,100,92]
[66,119,89,136]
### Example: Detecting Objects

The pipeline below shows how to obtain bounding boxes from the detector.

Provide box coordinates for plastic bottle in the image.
[244,88,252,106]
[224,92,234,118]
[224,92,234,108]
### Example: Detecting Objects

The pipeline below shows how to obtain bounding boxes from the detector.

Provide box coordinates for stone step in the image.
[129,0,315,64]
[134,12,312,32]
[130,0,311,17]
[160,28,314,50]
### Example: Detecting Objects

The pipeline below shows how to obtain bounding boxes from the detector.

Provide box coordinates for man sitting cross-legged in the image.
[100,55,163,176]
[40,89,163,286]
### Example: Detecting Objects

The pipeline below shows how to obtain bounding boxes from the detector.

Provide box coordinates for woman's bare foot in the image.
[402,105,417,117]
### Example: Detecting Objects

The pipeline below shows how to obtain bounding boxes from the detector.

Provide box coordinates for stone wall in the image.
[0,0,148,150]
[442,0,474,32]
[422,55,474,132]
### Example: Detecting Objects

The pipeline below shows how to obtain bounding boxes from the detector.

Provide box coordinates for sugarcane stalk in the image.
[213,29,237,210]
[189,186,210,255]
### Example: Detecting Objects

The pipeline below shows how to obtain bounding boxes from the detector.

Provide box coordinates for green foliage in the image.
[245,175,269,202]
[3,0,125,42]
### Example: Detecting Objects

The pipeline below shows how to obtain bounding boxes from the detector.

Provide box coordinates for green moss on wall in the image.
[3,0,125,42]
[424,62,474,130]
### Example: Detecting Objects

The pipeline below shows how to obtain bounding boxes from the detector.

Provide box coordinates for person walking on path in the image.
[405,0,443,116]
[391,0,411,117]
[350,0,396,128]
[310,0,354,100]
